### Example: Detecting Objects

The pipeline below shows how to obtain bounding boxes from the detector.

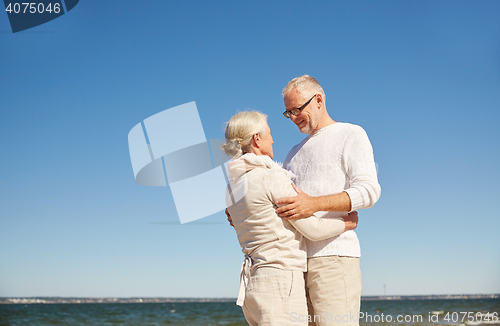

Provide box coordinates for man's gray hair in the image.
[282,75,326,102]
[221,111,268,158]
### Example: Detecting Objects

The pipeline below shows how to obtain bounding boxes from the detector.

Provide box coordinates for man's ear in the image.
[315,94,324,108]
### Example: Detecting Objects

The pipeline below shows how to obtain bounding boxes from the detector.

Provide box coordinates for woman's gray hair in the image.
[221,111,268,158]
[282,75,326,102]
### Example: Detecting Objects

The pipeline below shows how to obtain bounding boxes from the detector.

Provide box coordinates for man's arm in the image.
[277,125,381,219]
[225,208,234,227]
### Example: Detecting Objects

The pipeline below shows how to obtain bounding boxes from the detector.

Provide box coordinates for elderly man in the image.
[276,75,381,326]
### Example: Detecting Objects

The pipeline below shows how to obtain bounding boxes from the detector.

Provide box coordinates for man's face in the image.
[283,88,320,134]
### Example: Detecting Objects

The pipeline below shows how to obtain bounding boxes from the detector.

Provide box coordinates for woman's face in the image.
[259,123,274,159]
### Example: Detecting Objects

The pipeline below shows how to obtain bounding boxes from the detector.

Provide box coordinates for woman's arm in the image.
[287,211,358,241]
[267,170,358,241]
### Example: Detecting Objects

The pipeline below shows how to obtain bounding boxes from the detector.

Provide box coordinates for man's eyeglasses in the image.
[283,94,317,118]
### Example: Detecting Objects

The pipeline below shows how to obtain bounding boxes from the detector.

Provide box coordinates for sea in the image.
[0,298,499,326]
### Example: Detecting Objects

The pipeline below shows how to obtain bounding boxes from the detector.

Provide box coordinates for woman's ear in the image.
[252,133,260,148]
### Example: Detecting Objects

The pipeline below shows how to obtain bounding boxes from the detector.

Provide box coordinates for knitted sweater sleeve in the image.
[342,125,382,211]
[266,170,345,241]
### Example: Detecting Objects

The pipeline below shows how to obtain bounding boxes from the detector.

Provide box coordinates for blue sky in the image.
[1,0,499,298]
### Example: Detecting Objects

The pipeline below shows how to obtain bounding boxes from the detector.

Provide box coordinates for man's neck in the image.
[310,116,336,135]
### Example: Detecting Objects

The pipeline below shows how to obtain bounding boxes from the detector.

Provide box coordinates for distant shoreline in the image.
[1,294,498,304]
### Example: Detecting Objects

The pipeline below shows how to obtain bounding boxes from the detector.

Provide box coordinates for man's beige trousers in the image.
[306,256,362,326]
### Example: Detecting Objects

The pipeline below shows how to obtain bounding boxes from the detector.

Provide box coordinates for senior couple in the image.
[223,75,381,326]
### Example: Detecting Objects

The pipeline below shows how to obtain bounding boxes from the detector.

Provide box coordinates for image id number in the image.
[6,2,61,14]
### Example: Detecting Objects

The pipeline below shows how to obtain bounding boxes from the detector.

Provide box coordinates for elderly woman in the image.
[222,111,358,326]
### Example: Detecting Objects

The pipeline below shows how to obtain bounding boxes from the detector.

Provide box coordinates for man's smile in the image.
[296,120,306,128]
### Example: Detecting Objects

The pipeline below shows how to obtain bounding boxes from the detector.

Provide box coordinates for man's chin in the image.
[298,126,311,134]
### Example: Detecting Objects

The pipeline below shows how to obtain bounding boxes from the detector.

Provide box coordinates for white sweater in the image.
[284,122,381,258]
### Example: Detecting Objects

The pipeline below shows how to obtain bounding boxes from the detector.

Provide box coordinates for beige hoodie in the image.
[226,153,346,272]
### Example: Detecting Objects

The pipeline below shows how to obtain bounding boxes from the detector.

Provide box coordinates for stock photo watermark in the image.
[3,0,79,33]
[128,102,231,224]
[290,311,499,323]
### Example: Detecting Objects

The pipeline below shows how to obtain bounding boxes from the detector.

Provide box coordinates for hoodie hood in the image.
[226,153,295,182]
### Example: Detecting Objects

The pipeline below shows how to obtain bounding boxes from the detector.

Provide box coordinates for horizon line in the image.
[1,293,498,303]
